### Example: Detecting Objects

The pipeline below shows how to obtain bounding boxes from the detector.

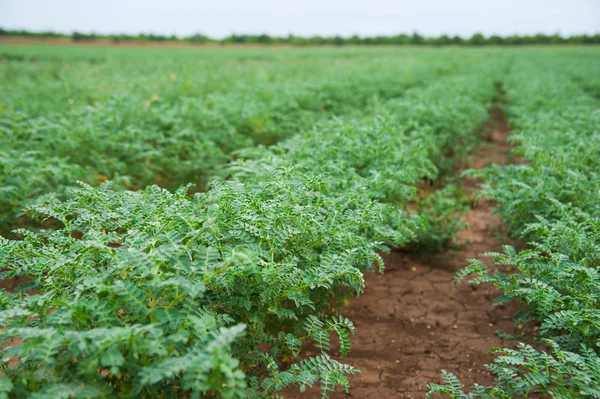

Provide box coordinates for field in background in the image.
[0,44,498,231]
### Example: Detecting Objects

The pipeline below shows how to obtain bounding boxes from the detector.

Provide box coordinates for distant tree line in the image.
[1,28,599,46]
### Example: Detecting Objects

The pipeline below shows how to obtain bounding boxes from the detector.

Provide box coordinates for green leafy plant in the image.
[430,52,600,399]
[0,45,478,232]
[0,50,511,397]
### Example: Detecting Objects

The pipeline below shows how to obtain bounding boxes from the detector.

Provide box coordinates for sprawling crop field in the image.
[0,44,599,398]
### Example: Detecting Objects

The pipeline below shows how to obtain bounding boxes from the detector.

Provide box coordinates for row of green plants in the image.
[542,51,600,99]
[427,55,600,398]
[0,58,507,397]
[1,46,477,232]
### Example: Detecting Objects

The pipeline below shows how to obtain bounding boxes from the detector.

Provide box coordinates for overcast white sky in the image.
[1,0,598,38]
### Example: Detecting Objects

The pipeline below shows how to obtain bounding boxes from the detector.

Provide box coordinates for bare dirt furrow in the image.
[286,107,519,398]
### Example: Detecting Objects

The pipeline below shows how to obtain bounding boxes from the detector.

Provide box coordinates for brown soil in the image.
[284,108,520,398]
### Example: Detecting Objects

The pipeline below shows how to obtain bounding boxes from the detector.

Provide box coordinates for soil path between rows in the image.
[286,107,519,398]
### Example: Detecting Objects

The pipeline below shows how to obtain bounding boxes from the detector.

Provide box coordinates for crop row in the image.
[428,54,600,398]
[0,47,483,232]
[0,57,508,398]
[540,49,600,99]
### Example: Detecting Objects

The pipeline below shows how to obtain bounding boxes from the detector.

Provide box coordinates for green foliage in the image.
[0,150,90,230]
[432,53,600,398]
[0,45,478,231]
[0,47,513,397]
[4,46,597,397]
[412,184,469,252]
[0,175,376,397]
[228,59,506,252]
[427,341,600,398]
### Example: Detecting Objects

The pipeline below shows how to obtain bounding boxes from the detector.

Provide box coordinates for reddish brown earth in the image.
[285,109,521,398]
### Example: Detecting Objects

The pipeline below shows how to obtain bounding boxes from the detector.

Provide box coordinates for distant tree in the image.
[433,34,451,46]
[469,33,486,45]
[289,35,307,46]
[449,35,462,45]
[548,34,565,44]
[521,35,535,45]
[72,32,97,42]
[257,34,273,44]
[377,35,392,45]
[505,35,524,45]
[332,35,344,46]
[347,34,361,45]
[308,36,326,45]
[225,34,245,44]
[391,34,411,45]
[188,33,210,44]
[488,35,504,45]
[146,33,169,42]
[534,33,551,44]
[411,32,424,45]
